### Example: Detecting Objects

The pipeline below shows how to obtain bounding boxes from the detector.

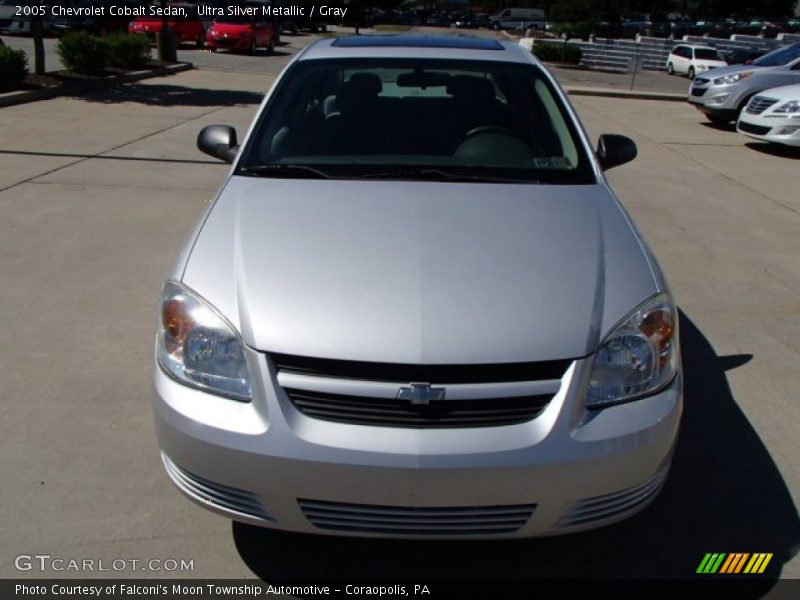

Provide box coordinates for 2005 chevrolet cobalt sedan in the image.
[154,36,682,538]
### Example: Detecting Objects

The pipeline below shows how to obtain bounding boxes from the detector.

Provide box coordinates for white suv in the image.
[667,44,727,79]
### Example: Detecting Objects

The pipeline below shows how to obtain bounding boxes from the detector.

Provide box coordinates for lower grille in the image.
[287,388,551,428]
[299,498,536,535]
[691,87,707,97]
[556,469,668,529]
[738,121,772,136]
[162,455,273,521]
[746,96,778,115]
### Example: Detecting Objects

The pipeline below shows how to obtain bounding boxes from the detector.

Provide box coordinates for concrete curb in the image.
[564,86,686,102]
[0,62,193,108]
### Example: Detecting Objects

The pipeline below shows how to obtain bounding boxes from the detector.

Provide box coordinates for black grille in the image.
[286,388,551,428]
[691,87,707,97]
[738,121,772,136]
[298,498,536,535]
[270,353,571,384]
[746,96,779,115]
[211,37,237,47]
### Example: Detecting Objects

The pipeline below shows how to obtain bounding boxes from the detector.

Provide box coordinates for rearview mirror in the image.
[197,125,239,163]
[396,72,450,88]
[596,134,637,170]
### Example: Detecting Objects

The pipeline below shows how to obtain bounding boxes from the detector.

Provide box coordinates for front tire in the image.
[667,62,674,75]
[687,66,695,79]
[706,113,730,124]
[248,39,256,55]
[268,37,275,53]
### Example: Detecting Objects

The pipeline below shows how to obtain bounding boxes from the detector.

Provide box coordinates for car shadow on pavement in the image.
[700,121,737,132]
[71,83,264,107]
[232,312,799,587]
[744,142,800,159]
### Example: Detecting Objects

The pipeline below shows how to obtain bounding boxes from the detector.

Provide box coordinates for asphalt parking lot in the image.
[1,37,799,587]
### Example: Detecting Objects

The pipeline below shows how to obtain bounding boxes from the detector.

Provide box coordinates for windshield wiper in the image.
[237,164,333,179]
[354,168,539,184]
[237,165,539,184]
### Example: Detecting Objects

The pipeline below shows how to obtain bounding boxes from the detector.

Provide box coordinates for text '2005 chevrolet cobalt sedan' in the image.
[154,36,682,538]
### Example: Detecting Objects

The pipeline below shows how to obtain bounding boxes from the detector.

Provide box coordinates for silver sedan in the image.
[153,35,682,539]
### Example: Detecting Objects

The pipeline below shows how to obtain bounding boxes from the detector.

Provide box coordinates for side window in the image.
[501,9,510,17]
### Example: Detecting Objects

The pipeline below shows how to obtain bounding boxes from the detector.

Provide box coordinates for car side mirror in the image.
[197,125,239,163]
[596,134,637,170]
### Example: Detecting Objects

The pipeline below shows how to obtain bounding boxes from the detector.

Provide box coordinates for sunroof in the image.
[332,36,504,51]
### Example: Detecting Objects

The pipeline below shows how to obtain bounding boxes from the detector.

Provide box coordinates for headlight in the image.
[773,100,800,114]
[713,71,753,85]
[157,281,251,401]
[586,293,678,408]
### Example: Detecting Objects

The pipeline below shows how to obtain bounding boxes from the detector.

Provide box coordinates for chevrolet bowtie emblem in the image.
[396,383,446,405]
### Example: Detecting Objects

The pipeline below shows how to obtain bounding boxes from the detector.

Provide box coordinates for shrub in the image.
[532,41,583,65]
[0,45,28,90]
[105,33,151,70]
[57,31,107,75]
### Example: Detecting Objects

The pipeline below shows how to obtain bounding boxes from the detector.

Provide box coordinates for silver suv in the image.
[154,36,682,539]
[688,42,800,123]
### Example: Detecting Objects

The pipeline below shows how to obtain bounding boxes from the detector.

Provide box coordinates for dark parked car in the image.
[451,13,477,29]
[425,13,450,27]
[622,13,670,38]
[724,48,765,65]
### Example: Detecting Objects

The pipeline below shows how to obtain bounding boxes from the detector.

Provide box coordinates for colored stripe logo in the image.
[697,553,773,574]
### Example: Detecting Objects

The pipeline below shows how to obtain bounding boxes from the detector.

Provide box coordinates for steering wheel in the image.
[452,125,530,159]
[458,125,518,144]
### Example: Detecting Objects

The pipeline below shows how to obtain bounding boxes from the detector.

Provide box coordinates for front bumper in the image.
[737,110,800,147]
[154,351,682,539]
[687,79,745,118]
[205,35,248,51]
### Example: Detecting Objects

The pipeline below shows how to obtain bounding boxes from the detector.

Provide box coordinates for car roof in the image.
[299,35,534,64]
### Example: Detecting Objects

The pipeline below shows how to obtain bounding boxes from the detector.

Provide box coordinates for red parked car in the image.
[128,3,206,48]
[205,12,276,54]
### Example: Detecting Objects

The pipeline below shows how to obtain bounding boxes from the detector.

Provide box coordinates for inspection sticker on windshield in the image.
[533,157,572,169]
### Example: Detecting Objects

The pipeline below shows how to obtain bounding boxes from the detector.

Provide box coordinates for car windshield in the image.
[752,43,800,67]
[237,58,595,184]
[694,48,723,60]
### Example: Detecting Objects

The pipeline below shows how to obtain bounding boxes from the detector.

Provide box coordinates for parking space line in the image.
[0,106,227,194]
[0,150,218,166]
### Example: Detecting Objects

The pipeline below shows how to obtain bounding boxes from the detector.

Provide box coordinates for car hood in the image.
[697,63,772,79]
[182,178,659,363]
[131,20,166,28]
[209,23,253,34]
[754,83,800,100]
